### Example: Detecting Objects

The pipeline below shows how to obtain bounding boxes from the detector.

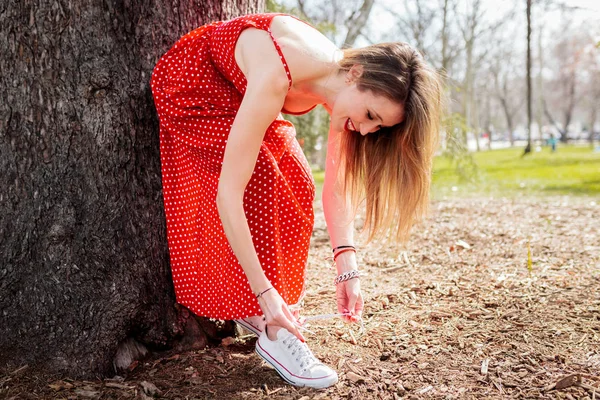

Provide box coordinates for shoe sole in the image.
[235,319,262,336]
[255,340,338,389]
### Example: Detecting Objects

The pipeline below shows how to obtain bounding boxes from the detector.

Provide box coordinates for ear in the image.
[346,64,364,83]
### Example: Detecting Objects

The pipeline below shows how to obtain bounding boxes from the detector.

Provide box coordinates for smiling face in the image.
[331,66,405,136]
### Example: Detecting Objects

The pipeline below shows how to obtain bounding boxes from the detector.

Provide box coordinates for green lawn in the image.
[432,145,600,198]
[312,145,600,199]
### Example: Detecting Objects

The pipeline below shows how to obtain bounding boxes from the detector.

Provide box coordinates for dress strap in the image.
[266,28,293,90]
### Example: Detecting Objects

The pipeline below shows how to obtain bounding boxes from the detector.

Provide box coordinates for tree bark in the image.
[0,0,262,378]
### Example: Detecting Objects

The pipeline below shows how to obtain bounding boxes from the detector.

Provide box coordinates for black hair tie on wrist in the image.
[332,245,355,253]
[256,287,274,300]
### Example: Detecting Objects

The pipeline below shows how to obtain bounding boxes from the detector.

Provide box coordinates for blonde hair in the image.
[338,43,444,243]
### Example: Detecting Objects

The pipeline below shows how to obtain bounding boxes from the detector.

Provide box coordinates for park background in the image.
[0,0,598,399]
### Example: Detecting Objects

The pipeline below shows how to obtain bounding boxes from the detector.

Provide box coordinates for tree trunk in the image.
[499,95,515,146]
[342,0,375,48]
[535,25,544,144]
[0,0,262,378]
[561,69,577,143]
[524,0,533,155]
[590,108,597,148]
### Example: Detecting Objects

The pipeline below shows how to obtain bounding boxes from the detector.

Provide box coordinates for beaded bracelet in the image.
[334,270,361,285]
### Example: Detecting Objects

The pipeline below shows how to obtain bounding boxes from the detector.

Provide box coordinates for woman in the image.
[151,13,442,389]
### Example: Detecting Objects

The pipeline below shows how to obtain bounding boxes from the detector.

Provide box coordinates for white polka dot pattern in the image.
[150,13,316,320]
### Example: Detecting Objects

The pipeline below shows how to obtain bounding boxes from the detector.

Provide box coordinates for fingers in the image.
[259,289,305,342]
[337,279,362,323]
[282,304,306,342]
[355,293,364,318]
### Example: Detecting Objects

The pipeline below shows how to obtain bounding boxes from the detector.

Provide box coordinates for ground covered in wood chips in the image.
[2,196,599,399]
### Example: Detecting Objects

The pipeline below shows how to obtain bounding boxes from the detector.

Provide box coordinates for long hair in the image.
[338,43,444,242]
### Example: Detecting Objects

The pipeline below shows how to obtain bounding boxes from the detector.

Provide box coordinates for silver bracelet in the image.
[334,270,360,285]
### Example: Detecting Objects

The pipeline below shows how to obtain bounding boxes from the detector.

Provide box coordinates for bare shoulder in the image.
[236,15,340,84]
[271,16,341,81]
[234,28,287,82]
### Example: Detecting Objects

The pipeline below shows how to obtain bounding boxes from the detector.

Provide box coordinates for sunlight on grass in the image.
[312,145,600,200]
[432,145,600,198]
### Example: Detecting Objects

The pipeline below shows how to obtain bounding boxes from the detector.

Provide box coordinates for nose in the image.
[360,121,380,136]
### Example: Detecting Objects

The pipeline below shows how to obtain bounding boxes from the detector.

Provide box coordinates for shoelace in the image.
[282,334,320,373]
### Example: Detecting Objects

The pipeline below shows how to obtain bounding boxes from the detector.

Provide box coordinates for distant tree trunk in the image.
[590,108,598,148]
[499,94,515,146]
[342,0,375,47]
[525,0,532,154]
[561,69,577,143]
[483,90,492,150]
[535,26,545,143]
[0,0,262,378]
[441,0,451,72]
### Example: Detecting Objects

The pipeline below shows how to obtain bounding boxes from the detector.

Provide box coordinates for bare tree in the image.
[440,0,462,73]
[342,0,376,47]
[296,0,375,47]
[543,28,587,142]
[580,39,600,147]
[0,0,262,378]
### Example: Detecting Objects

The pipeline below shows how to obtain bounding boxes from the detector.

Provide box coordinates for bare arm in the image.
[217,28,304,339]
[322,128,358,273]
[217,79,287,294]
[322,127,364,322]
[217,28,288,294]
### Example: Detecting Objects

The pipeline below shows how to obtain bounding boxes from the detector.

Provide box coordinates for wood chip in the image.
[382,265,405,273]
[416,385,433,394]
[48,380,74,391]
[11,365,28,375]
[346,371,366,383]
[104,382,135,390]
[456,240,471,249]
[545,374,582,391]
[74,389,100,398]
[140,381,161,397]
[348,329,357,345]
[481,358,490,375]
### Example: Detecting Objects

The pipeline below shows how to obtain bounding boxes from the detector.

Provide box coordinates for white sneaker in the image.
[255,328,338,389]
[235,317,265,336]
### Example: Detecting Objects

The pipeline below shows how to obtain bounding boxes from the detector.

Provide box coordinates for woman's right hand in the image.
[257,287,306,342]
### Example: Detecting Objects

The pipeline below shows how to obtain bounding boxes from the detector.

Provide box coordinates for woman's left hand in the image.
[336,276,364,323]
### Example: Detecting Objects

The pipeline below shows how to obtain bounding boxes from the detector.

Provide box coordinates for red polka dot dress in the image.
[150,13,316,320]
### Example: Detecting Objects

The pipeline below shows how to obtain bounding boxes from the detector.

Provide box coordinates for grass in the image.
[432,145,600,198]
[312,145,600,200]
